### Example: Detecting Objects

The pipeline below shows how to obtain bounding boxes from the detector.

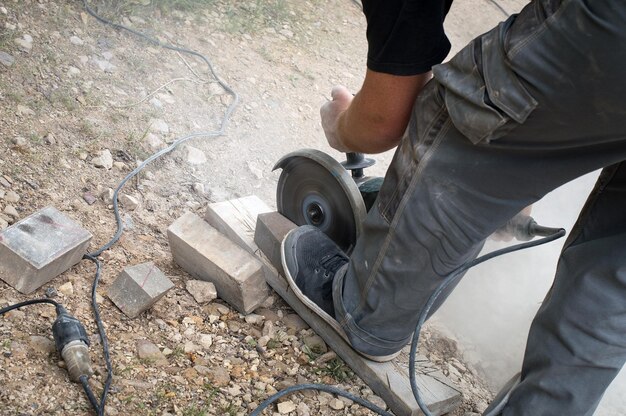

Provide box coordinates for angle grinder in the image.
[273,149,561,254]
[273,149,382,253]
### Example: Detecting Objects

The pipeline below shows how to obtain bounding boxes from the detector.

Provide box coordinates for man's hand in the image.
[319,70,431,154]
[320,85,353,152]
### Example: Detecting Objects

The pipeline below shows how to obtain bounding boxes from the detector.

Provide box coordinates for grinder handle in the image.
[342,152,375,178]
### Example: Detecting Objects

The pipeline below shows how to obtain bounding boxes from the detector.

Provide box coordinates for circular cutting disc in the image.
[275,150,366,253]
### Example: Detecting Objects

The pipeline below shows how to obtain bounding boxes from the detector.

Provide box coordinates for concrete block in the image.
[0,206,92,294]
[204,195,271,255]
[254,212,297,275]
[168,212,268,314]
[107,262,173,318]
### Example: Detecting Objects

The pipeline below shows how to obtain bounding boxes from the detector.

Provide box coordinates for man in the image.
[281,0,626,414]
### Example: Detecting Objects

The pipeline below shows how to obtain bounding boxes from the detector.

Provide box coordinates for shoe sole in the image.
[281,229,400,363]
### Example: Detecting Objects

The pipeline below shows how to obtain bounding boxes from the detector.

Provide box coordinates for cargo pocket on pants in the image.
[432,18,538,144]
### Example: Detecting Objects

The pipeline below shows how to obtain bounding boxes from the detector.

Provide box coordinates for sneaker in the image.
[282,225,347,318]
[281,225,400,362]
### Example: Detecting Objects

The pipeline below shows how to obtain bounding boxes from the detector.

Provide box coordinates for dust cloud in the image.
[432,172,626,415]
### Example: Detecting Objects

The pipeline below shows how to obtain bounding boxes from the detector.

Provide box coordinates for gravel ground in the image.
[0,0,493,414]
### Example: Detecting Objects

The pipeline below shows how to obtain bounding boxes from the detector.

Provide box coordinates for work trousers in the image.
[333,0,626,414]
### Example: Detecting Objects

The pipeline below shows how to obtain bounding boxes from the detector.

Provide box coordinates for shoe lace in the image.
[320,253,347,277]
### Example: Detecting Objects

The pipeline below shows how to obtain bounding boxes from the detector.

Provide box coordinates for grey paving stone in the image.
[0,206,92,294]
[107,262,173,318]
[168,212,268,314]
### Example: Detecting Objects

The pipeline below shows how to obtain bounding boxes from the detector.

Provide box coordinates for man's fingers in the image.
[330,85,351,101]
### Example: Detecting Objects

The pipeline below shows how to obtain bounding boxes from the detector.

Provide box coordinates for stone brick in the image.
[168,212,268,314]
[107,262,173,318]
[204,195,271,255]
[254,212,297,274]
[0,206,92,294]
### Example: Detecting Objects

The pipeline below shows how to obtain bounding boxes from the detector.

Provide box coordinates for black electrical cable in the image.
[71,1,240,415]
[250,384,393,416]
[409,228,566,416]
[81,0,239,257]
[80,375,101,414]
[81,254,112,416]
[529,224,562,238]
[0,0,238,413]
[0,298,60,316]
[250,228,566,415]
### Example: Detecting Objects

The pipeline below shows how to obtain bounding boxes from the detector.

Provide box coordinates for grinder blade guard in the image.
[273,149,381,253]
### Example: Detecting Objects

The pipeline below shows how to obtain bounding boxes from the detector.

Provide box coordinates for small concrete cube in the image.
[108,262,173,318]
[168,212,268,314]
[0,206,92,294]
[254,212,297,275]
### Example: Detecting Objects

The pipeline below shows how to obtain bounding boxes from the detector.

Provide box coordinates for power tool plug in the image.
[52,305,93,382]
[499,213,563,241]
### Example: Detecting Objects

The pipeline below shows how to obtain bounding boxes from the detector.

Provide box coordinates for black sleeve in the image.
[362,0,453,76]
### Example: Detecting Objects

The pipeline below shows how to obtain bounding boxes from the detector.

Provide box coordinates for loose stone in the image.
[69,36,84,45]
[83,192,97,205]
[148,118,169,134]
[185,280,217,304]
[329,398,345,410]
[0,51,15,67]
[4,205,19,218]
[277,400,297,414]
[58,282,74,296]
[180,145,207,165]
[44,133,56,145]
[12,136,27,147]
[4,191,19,204]
[14,34,33,52]
[92,150,113,169]
[16,106,34,117]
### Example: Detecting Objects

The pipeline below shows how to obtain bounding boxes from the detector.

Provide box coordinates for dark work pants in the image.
[332,0,626,414]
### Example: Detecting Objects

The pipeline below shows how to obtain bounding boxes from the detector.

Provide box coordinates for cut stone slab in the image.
[204,195,271,255]
[0,206,92,294]
[254,212,297,276]
[108,262,173,318]
[168,212,268,314]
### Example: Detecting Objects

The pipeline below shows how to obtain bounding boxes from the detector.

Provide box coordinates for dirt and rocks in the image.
[0,0,495,414]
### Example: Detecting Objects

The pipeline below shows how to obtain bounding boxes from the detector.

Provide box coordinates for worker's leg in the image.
[503,162,626,415]
[333,0,626,359]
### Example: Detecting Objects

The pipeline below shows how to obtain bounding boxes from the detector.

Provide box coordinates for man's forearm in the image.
[336,70,432,154]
